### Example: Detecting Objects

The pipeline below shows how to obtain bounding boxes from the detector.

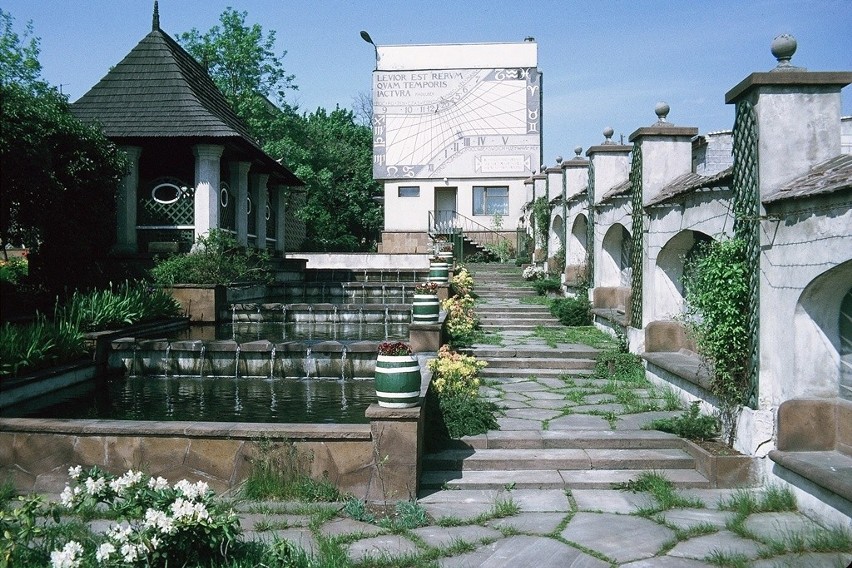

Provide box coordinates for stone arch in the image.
[654,230,713,319]
[794,259,852,399]
[550,213,565,256]
[568,214,588,266]
[601,223,631,287]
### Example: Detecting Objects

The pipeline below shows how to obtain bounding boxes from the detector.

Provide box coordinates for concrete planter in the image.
[165,284,269,322]
[683,439,759,488]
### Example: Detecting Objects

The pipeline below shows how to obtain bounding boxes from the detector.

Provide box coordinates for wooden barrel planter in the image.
[412,294,440,324]
[427,261,449,284]
[437,250,454,266]
[374,355,421,408]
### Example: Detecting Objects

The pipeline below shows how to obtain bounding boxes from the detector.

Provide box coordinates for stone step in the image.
[477,308,552,315]
[480,323,565,331]
[480,318,561,326]
[481,357,596,370]
[480,367,593,378]
[455,429,684,450]
[424,447,695,472]
[420,468,711,490]
[467,346,601,359]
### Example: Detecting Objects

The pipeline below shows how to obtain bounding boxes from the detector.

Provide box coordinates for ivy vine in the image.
[682,237,750,446]
[532,196,550,251]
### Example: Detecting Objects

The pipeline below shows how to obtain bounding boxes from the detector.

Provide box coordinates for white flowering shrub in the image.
[522,265,546,281]
[52,466,240,567]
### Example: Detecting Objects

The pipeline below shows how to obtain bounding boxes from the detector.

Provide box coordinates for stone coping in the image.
[591,308,628,327]
[642,351,713,391]
[769,449,852,505]
[0,417,372,440]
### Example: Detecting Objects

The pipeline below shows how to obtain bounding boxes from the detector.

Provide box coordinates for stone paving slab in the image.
[503,407,564,421]
[536,377,574,389]
[571,489,657,514]
[502,381,552,392]
[243,527,317,555]
[750,551,852,567]
[583,394,618,404]
[547,414,613,430]
[486,512,567,535]
[573,403,627,414]
[743,511,826,541]
[528,398,571,410]
[616,411,683,430]
[439,534,610,568]
[524,390,571,400]
[560,512,675,563]
[238,513,311,531]
[319,517,386,538]
[666,529,762,560]
[410,524,503,548]
[658,508,735,530]
[509,489,572,512]
[497,417,545,430]
[346,534,419,562]
[621,557,715,567]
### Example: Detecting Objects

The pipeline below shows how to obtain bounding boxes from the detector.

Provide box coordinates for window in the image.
[473,186,509,215]
[398,186,420,197]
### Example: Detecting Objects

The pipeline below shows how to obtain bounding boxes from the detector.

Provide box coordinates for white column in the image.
[274,187,287,255]
[250,173,269,250]
[229,161,251,246]
[116,146,142,253]
[192,144,224,241]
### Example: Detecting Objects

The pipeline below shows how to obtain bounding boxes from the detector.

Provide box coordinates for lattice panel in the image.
[220,183,236,231]
[586,160,595,288]
[629,143,644,328]
[138,181,194,226]
[732,99,760,408]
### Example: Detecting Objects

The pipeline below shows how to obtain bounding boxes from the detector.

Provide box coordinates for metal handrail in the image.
[428,210,513,252]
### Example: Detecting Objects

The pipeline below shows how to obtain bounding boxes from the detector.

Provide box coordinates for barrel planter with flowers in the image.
[427,258,449,284]
[374,341,421,408]
[412,281,440,324]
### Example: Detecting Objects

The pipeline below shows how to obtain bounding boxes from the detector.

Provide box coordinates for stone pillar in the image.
[115,146,142,253]
[274,186,287,255]
[546,164,562,201]
[365,404,424,502]
[585,129,632,291]
[724,36,852,414]
[531,171,547,261]
[628,105,697,327]
[250,173,269,250]
[229,161,251,247]
[562,147,589,279]
[192,144,224,241]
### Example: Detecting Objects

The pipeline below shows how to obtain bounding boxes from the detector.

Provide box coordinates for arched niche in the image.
[601,223,631,287]
[794,260,852,399]
[568,214,588,266]
[654,230,713,320]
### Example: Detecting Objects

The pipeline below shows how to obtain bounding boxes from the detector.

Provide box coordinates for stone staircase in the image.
[421,263,712,491]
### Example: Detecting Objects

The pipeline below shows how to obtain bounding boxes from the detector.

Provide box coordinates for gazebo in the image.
[71,2,302,256]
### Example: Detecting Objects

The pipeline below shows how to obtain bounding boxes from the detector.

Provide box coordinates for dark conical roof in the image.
[71,22,301,185]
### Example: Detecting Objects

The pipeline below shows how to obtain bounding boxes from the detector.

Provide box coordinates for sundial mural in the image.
[372,67,541,179]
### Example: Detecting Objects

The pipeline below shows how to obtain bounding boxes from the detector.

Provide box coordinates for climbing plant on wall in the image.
[682,237,750,446]
[532,196,550,253]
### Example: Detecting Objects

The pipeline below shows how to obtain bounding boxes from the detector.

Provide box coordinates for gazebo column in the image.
[250,173,269,250]
[274,186,287,255]
[229,161,251,246]
[192,144,224,241]
[115,146,142,253]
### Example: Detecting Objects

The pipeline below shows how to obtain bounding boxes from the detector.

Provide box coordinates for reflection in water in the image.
[9,374,376,424]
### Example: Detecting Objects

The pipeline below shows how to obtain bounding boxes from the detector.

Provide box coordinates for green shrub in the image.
[242,438,342,502]
[0,257,28,285]
[150,229,273,286]
[531,276,561,296]
[429,390,499,441]
[62,281,182,332]
[550,295,591,326]
[646,401,719,441]
[0,313,86,378]
[594,351,644,382]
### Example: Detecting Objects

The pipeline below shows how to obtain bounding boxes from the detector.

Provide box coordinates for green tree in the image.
[0,9,127,294]
[177,7,297,148]
[266,107,382,251]
[177,9,382,252]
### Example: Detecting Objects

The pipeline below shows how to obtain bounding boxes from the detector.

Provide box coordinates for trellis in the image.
[586,160,595,287]
[731,99,761,408]
[629,143,644,328]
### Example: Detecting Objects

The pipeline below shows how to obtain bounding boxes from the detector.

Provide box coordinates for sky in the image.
[5,0,851,166]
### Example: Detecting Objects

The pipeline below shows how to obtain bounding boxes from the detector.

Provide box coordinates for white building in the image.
[371,41,541,254]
